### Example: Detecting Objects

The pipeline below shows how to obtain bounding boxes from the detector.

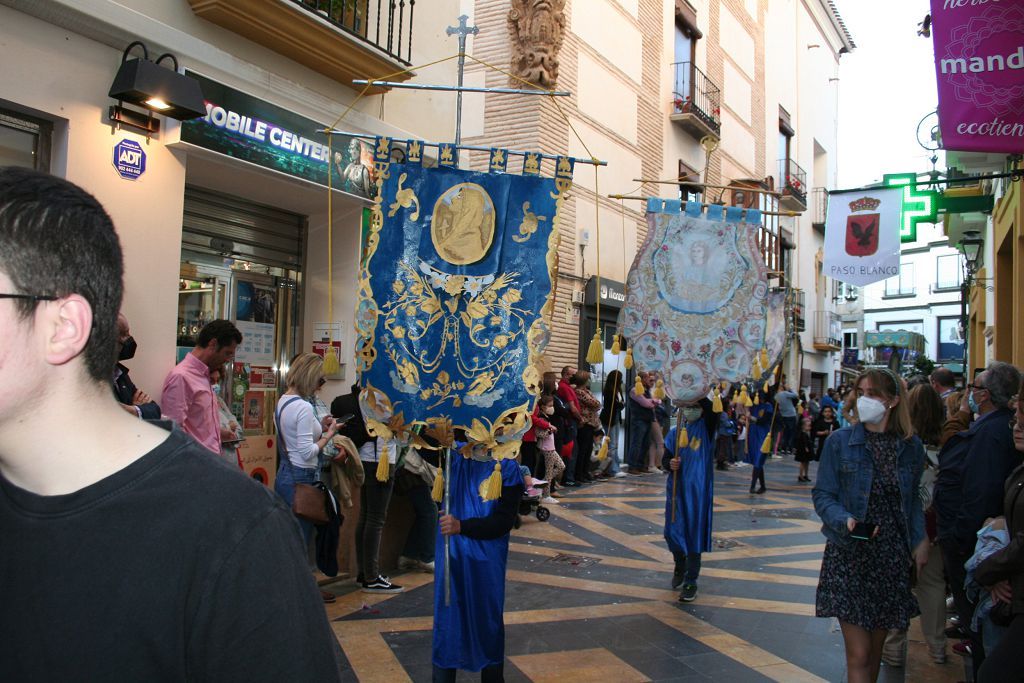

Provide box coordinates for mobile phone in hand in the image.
[334,413,355,425]
[850,521,878,541]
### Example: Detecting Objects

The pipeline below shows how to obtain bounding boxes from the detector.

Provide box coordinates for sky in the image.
[833,0,942,190]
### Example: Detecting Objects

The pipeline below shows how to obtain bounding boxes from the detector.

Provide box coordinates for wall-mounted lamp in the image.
[960,230,984,276]
[108,41,205,138]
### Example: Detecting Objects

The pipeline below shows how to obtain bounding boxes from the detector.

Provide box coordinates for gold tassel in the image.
[431,468,444,502]
[763,380,770,393]
[760,433,773,454]
[744,392,753,407]
[481,461,503,501]
[797,402,803,414]
[760,347,769,369]
[752,356,762,379]
[711,391,723,413]
[375,442,390,482]
[678,426,689,449]
[653,378,666,400]
[634,375,645,396]
[611,334,621,355]
[624,347,634,369]
[322,347,340,376]
[690,437,701,451]
[585,331,604,364]
[596,436,609,460]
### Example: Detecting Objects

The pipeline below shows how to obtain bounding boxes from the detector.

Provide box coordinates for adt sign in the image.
[113,139,146,180]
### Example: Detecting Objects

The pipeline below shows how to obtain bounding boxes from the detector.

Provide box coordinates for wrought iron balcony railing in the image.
[295,0,414,64]
[813,310,842,350]
[812,187,827,230]
[670,62,721,138]
[778,157,807,208]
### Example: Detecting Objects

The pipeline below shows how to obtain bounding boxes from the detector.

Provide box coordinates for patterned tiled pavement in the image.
[320,458,965,682]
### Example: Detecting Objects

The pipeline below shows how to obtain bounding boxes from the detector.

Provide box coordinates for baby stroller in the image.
[514,478,550,528]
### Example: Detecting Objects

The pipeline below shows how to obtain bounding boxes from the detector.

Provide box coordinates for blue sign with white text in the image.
[113,139,146,180]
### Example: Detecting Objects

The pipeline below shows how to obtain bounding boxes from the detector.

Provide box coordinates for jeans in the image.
[626,418,651,469]
[274,460,318,546]
[400,482,438,563]
[941,540,985,676]
[356,460,395,581]
[433,663,503,682]
[672,551,702,585]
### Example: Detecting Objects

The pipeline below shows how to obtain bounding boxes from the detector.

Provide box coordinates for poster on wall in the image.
[234,320,276,365]
[938,317,965,360]
[823,188,902,287]
[930,1,1024,153]
[236,281,277,324]
[243,390,265,430]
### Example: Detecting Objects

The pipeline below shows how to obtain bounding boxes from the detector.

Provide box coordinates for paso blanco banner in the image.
[824,187,903,287]
[930,0,1024,153]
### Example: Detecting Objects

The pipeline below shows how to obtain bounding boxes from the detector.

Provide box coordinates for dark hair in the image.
[0,167,123,381]
[197,319,242,349]
[570,371,589,387]
[538,394,554,406]
[906,383,944,446]
[930,367,955,389]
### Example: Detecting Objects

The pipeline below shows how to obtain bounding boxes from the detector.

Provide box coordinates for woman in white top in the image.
[274,353,339,547]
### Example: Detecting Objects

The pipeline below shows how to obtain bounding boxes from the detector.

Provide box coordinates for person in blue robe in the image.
[662,398,719,603]
[745,391,774,494]
[432,449,524,682]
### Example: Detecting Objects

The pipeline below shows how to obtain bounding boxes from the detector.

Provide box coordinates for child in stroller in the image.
[514,465,550,528]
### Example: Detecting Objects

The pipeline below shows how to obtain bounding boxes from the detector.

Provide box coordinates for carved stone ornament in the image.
[508,0,566,88]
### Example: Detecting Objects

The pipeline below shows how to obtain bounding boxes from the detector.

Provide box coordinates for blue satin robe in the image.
[745,402,773,468]
[663,421,715,555]
[432,456,524,671]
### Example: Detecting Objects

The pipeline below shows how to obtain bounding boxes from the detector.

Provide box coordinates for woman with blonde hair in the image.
[813,368,928,683]
[274,353,339,550]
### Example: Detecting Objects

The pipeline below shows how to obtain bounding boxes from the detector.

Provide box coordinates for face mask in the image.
[968,392,979,414]
[856,396,887,425]
[118,335,137,361]
[682,407,702,423]
[543,407,554,416]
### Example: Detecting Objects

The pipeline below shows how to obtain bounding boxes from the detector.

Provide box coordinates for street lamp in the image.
[958,230,984,378]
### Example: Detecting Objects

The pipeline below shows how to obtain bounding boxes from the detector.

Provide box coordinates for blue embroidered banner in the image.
[355,151,567,449]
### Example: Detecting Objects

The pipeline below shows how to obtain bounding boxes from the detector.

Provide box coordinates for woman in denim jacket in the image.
[813,369,928,683]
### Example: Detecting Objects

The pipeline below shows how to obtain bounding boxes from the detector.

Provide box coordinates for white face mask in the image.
[856,396,887,425]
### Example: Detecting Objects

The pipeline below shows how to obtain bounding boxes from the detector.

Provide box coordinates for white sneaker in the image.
[417,560,435,573]
[398,556,417,569]
[540,496,560,505]
[613,471,628,478]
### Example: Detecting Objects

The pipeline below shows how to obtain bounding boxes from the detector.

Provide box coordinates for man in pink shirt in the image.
[161,320,242,454]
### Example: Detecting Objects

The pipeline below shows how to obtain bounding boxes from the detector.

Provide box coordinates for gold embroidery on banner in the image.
[512,201,547,243]
[387,173,421,220]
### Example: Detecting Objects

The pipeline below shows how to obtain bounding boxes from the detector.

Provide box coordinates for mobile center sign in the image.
[931,0,1024,153]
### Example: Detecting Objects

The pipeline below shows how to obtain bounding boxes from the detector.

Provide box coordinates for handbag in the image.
[275,396,329,524]
[293,481,330,524]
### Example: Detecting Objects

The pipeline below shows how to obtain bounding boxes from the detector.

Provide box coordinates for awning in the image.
[864,330,926,355]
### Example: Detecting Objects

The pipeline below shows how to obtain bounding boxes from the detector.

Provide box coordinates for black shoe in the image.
[756,487,766,494]
[679,584,698,602]
[362,575,404,594]
[944,624,967,639]
[749,485,757,494]
[671,559,685,589]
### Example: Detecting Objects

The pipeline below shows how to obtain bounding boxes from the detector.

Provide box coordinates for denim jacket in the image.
[812,423,926,551]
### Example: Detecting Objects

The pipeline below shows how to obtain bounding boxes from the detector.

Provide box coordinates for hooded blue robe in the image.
[664,414,715,556]
[432,454,524,671]
[745,400,774,469]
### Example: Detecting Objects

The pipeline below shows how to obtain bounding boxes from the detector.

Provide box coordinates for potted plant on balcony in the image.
[673,95,692,114]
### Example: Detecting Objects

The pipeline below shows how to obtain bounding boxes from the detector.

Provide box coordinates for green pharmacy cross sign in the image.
[883,173,938,243]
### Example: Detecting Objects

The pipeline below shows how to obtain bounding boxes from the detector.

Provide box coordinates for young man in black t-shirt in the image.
[0,168,344,681]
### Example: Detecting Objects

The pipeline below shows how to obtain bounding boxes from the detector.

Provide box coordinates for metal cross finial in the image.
[447,15,479,147]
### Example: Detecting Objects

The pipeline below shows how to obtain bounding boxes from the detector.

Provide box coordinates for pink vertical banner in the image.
[930,0,1024,154]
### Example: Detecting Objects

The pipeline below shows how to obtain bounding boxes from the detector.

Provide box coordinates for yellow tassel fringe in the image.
[752,357,762,379]
[624,347,634,370]
[596,436,609,461]
[634,375,645,396]
[711,391,723,413]
[481,462,503,501]
[754,393,760,405]
[760,433,773,454]
[690,437,701,451]
[678,426,689,449]
[322,348,340,376]
[611,334,621,355]
[653,378,666,400]
[376,442,390,482]
[431,468,444,502]
[585,331,604,364]
[760,347,769,369]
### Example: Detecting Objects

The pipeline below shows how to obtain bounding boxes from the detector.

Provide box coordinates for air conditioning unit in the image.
[570,290,585,305]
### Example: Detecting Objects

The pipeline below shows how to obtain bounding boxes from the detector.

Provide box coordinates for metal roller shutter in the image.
[182,186,305,271]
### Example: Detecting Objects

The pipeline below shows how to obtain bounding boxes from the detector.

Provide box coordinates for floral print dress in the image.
[816,431,920,630]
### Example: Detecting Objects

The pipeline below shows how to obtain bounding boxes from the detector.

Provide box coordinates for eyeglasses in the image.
[0,293,58,302]
[317,377,327,387]
[967,383,987,391]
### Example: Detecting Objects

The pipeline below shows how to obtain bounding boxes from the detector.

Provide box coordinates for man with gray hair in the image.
[934,360,1023,675]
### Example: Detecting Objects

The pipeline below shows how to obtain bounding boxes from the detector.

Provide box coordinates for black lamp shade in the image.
[960,231,984,272]
[108,58,206,120]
